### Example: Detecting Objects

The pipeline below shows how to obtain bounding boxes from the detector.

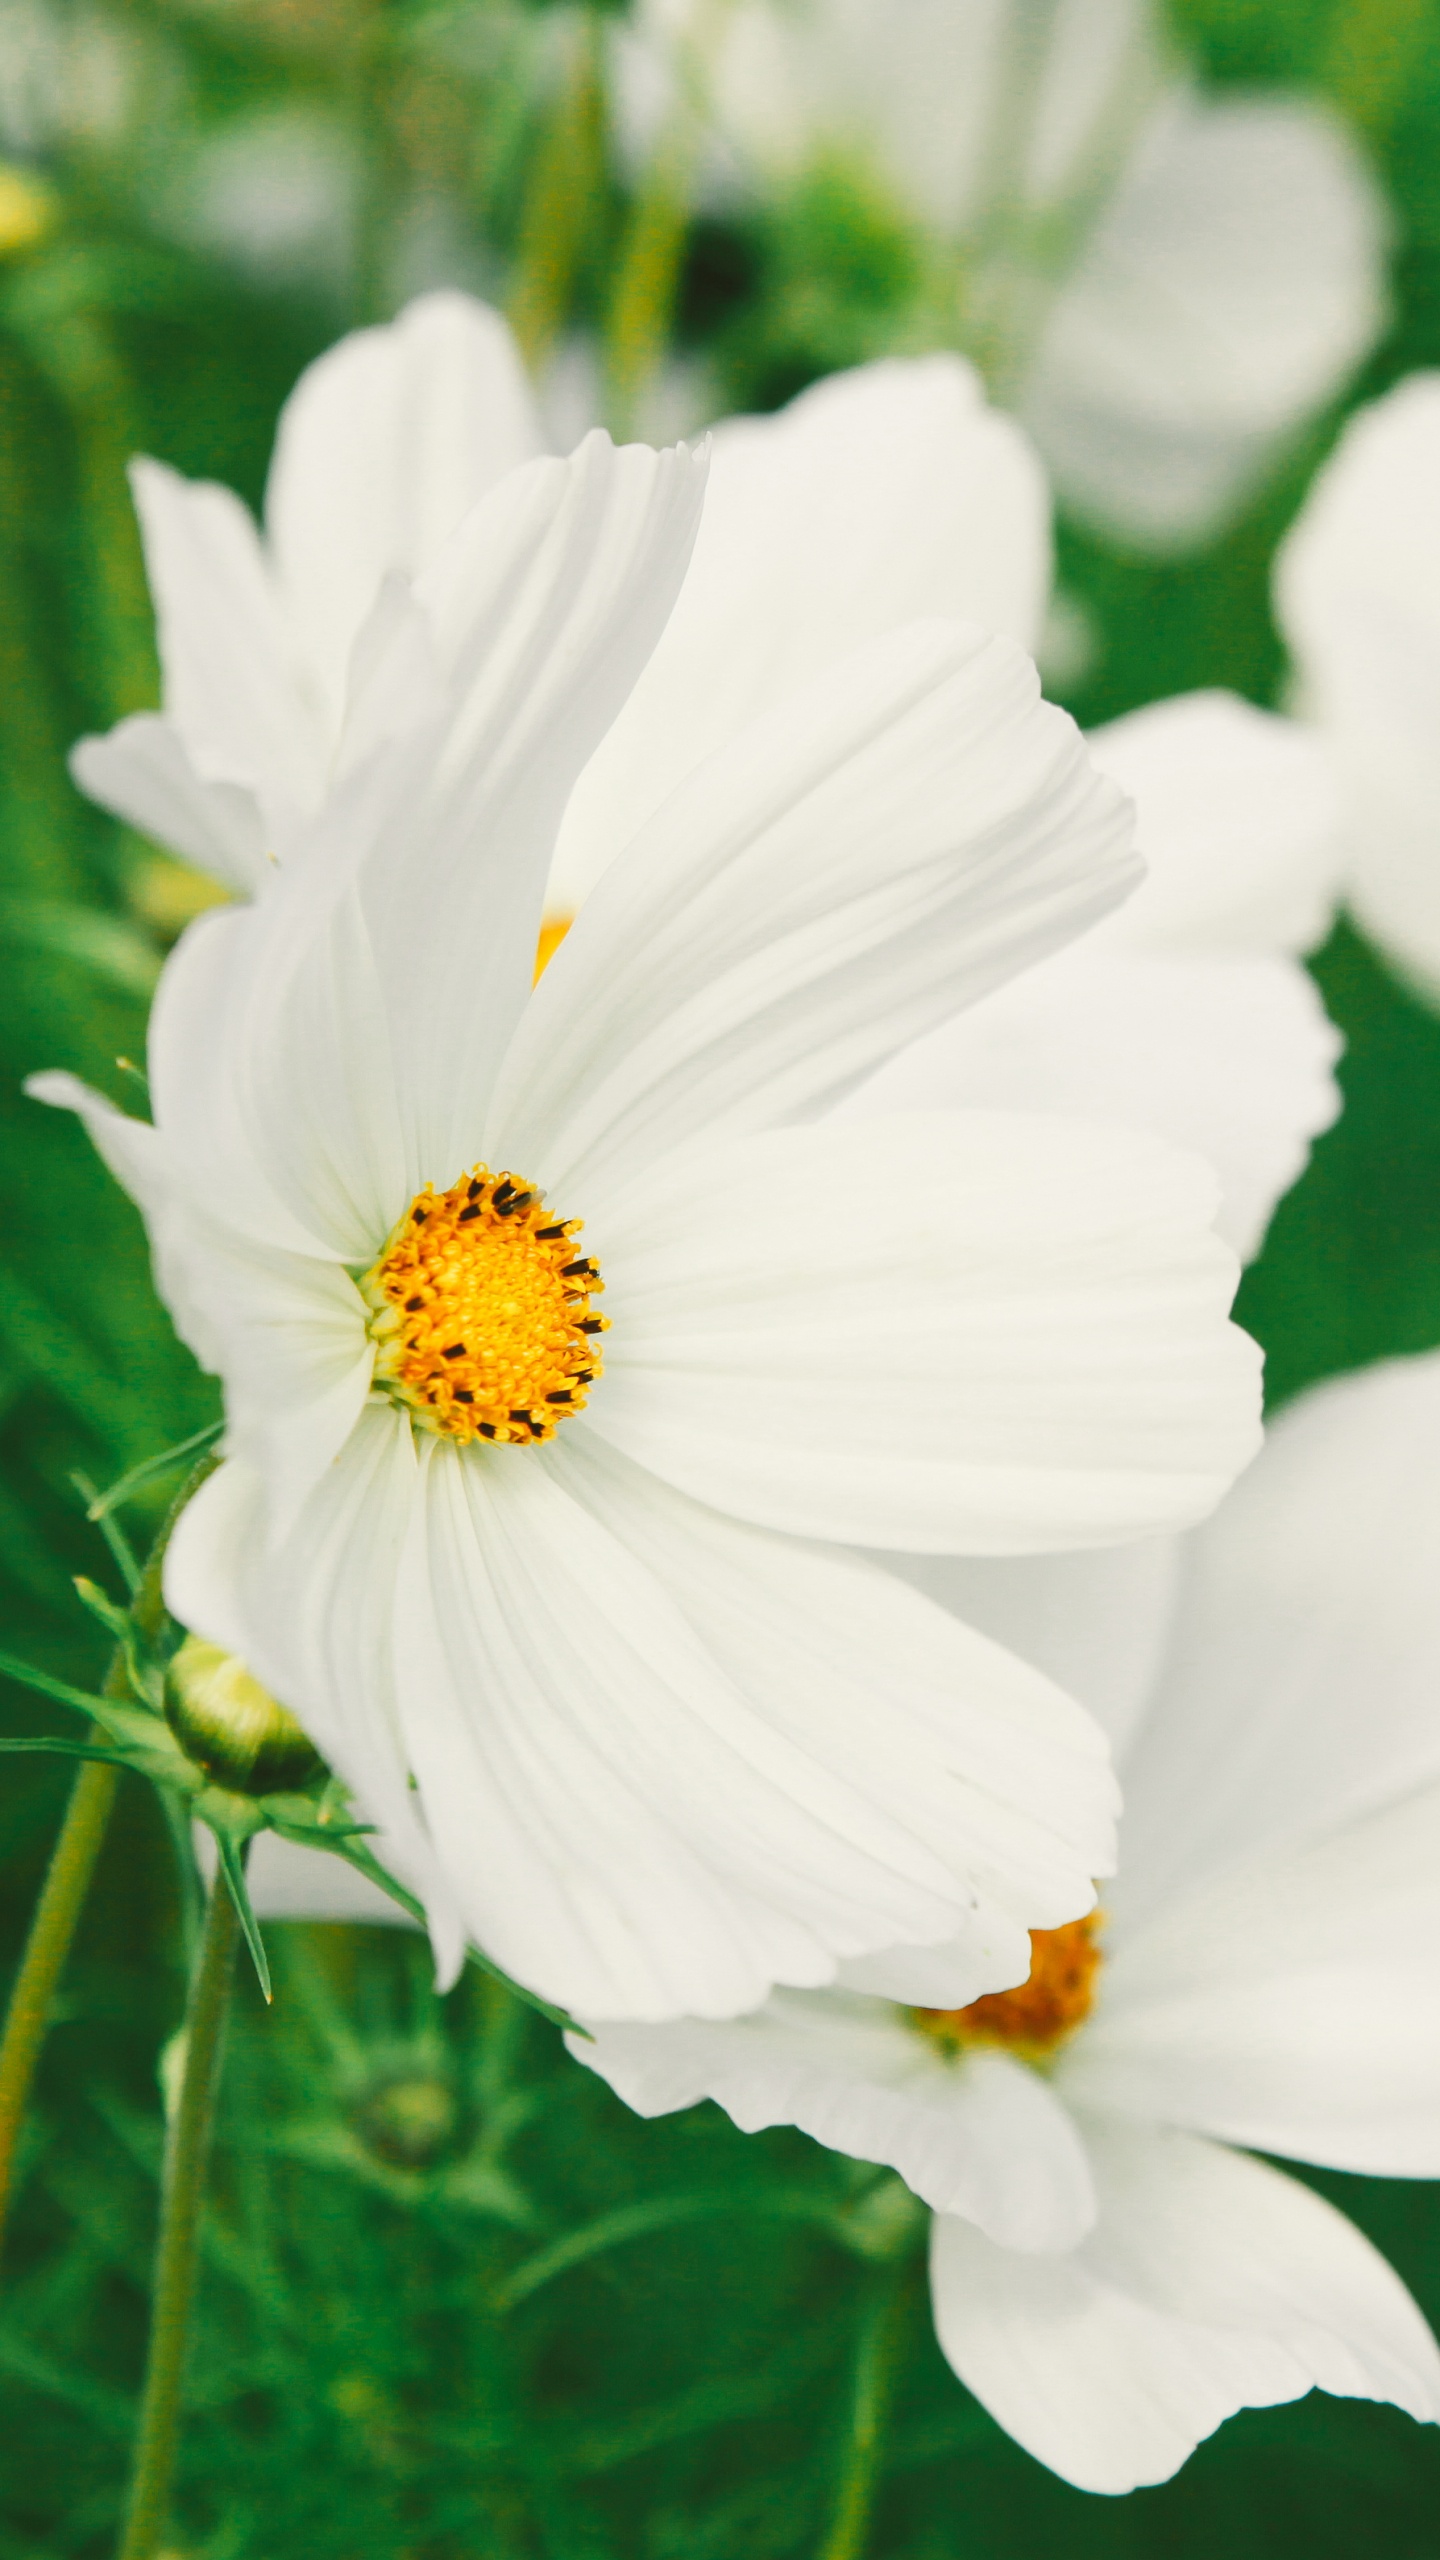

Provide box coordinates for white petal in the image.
[888,1538,1180,1766]
[1023,95,1388,547]
[388,1426,1116,2023]
[1115,1351,1440,1923]
[1082,691,1344,958]
[1064,1781,1440,2176]
[266,291,544,729]
[70,715,268,894]
[839,943,1341,1262]
[494,623,1139,1194]
[572,1998,1095,2248]
[128,456,329,810]
[931,2121,1440,2494]
[356,432,709,1191]
[1277,375,1440,999]
[550,356,1050,908]
[140,435,707,1264]
[581,1109,1260,1552]
[165,1430,466,1984]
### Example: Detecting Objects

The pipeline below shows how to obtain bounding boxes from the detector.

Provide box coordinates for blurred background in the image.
[3,0,1440,2550]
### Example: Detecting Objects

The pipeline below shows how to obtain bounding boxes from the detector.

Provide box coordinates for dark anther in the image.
[453,1388,474,1404]
[507,1192,534,1212]
[561,1258,591,1278]
[492,1180,516,1203]
[405,1295,424,1311]
[575,1371,594,1385]
[478,1422,497,1439]
[442,1342,466,1360]
[535,1223,566,1240]
[579,1317,604,1334]
[467,1179,483,1200]
[411,1207,428,1225]
[458,1204,482,1223]
[509,1409,535,1425]
[546,1390,573,1405]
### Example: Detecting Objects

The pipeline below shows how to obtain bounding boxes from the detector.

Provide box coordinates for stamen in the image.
[361,1163,607,1448]
[912,1914,1102,2063]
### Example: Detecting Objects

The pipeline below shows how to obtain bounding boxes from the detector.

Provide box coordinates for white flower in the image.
[1277,374,1440,1002]
[572,1353,1440,2487]
[37,411,1260,2023]
[72,290,545,893]
[615,0,1388,547]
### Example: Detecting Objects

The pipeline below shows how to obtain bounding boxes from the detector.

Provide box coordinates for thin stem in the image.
[0,1758,119,2257]
[0,1448,218,2261]
[116,1878,239,2560]
[816,2264,915,2560]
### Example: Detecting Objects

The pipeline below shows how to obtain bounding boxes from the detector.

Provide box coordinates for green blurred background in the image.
[4,0,1440,2549]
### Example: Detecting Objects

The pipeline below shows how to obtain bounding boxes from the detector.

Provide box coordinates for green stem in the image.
[0,1449,218,2262]
[116,1877,239,2560]
[817,2265,914,2560]
[0,1757,119,2260]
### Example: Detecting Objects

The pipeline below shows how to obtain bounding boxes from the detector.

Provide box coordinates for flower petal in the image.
[1065,1782,1440,2177]
[127,456,329,815]
[838,943,1341,1261]
[571,1999,1096,2248]
[265,291,544,730]
[492,623,1139,1194]
[165,1428,466,1983]
[386,1425,1116,2022]
[1116,1351,1440,1923]
[930,2121,1440,2494]
[69,714,268,895]
[1023,96,1387,548]
[888,1538,1180,1765]
[550,355,1050,908]
[1082,692,1344,958]
[581,1109,1260,1552]
[1276,375,1440,998]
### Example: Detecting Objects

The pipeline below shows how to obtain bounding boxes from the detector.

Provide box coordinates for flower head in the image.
[573,1354,1440,2485]
[37,377,1260,2023]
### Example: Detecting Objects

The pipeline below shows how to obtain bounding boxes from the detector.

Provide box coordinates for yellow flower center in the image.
[912,1914,1102,2063]
[361,1165,607,1447]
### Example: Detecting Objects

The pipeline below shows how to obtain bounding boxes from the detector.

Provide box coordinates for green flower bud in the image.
[351,2067,462,2171]
[166,1636,320,1797]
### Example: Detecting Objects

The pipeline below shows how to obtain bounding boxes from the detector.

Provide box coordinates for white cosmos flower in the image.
[73,290,546,893]
[37,412,1260,2023]
[614,0,1387,547]
[572,1352,1440,2488]
[1276,374,1440,1003]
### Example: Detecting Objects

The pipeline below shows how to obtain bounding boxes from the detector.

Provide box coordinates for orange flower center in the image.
[361,1164,606,1448]
[912,1913,1102,2062]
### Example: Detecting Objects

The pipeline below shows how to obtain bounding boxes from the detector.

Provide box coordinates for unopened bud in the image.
[166,1636,320,1796]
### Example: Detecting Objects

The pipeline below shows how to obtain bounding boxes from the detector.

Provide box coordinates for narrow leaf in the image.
[214,1830,272,2003]
[85,1421,223,1523]
[0,1650,119,1720]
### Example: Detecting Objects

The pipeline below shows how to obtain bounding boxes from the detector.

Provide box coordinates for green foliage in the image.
[2,0,1440,2552]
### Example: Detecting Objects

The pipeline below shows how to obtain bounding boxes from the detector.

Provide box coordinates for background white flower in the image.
[38,414,1262,2024]
[613,0,1388,547]
[573,1353,1440,2488]
[72,290,545,891]
[1277,373,1440,1003]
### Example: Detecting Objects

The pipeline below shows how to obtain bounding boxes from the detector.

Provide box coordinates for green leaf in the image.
[84,1420,224,1523]
[0,1736,136,1766]
[214,1829,272,2005]
[0,1648,121,1721]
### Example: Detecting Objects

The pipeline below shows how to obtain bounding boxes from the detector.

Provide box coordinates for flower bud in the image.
[351,2066,462,2171]
[166,1636,320,1796]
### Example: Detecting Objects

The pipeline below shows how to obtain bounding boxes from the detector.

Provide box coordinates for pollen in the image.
[361,1165,606,1448]
[912,1914,1102,2064]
